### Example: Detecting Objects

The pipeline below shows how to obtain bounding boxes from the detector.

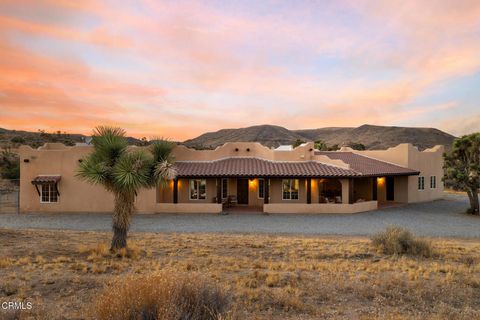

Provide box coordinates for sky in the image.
[0,0,479,140]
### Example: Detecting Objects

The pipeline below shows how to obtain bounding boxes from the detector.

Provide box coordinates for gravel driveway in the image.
[0,193,478,237]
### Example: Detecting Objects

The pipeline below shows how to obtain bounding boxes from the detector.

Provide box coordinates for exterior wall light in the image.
[377,177,385,186]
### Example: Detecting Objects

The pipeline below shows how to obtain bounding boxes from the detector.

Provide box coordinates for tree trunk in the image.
[466,188,479,215]
[110,192,135,251]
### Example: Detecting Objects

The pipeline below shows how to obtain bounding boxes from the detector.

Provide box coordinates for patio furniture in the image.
[227,195,238,207]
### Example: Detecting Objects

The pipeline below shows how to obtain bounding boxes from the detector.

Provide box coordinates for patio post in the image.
[264,177,269,204]
[306,178,312,204]
[216,178,222,204]
[349,179,354,204]
[173,178,178,204]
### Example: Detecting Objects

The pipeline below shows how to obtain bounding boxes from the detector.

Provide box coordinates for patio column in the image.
[349,179,354,204]
[173,178,178,204]
[340,179,354,204]
[264,177,269,204]
[216,178,222,204]
[306,178,312,204]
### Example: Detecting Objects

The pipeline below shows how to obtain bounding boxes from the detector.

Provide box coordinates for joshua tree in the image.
[444,133,480,215]
[77,126,176,251]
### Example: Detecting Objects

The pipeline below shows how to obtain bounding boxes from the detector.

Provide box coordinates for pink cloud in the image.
[0,0,479,138]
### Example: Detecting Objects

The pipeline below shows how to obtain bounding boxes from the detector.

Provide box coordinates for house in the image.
[18,142,444,214]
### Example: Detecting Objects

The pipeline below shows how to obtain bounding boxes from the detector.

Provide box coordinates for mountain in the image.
[184,124,456,150]
[183,125,306,149]
[1,124,456,151]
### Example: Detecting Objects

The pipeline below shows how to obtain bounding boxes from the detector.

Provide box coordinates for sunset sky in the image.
[0,0,479,140]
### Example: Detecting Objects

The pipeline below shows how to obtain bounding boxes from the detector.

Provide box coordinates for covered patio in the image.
[154,156,418,214]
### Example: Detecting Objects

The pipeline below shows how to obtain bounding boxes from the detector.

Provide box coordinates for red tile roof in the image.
[175,157,360,178]
[31,175,61,184]
[315,152,419,177]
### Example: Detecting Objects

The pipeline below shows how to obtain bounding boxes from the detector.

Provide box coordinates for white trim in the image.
[417,176,425,191]
[39,183,59,203]
[221,178,228,199]
[189,179,207,200]
[430,175,436,189]
[282,179,300,200]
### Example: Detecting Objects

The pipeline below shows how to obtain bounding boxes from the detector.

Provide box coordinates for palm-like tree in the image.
[77,126,176,251]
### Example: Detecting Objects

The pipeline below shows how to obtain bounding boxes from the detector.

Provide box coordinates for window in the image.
[40,184,58,203]
[190,179,206,200]
[418,176,425,190]
[430,176,436,189]
[258,179,265,199]
[282,179,299,200]
[221,178,228,199]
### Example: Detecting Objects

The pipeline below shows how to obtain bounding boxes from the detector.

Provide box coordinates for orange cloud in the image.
[1,0,479,138]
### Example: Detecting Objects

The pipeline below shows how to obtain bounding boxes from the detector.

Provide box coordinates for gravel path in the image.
[0,193,478,237]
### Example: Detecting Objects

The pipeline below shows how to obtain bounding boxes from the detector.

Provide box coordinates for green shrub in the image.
[93,271,231,320]
[0,150,19,179]
[371,226,432,257]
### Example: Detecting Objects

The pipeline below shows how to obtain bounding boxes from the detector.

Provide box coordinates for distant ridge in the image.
[0,124,456,151]
[184,124,456,150]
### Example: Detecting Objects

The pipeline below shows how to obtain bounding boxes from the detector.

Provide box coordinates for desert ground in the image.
[0,228,479,319]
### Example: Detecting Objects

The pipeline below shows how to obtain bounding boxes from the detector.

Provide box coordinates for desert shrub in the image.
[371,226,432,257]
[93,271,231,320]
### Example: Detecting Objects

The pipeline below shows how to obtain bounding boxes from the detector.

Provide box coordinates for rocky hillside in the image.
[183,125,306,149]
[1,124,456,151]
[184,124,456,150]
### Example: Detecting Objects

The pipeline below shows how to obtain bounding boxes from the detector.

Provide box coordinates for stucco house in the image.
[18,142,444,214]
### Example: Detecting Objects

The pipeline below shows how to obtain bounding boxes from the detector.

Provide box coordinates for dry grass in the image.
[371,226,433,257]
[0,228,479,319]
[93,271,231,320]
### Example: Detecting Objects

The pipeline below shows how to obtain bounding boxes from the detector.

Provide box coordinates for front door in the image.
[386,176,394,201]
[237,179,249,204]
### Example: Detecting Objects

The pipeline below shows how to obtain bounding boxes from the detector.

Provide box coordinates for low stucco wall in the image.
[263,201,378,214]
[155,203,222,214]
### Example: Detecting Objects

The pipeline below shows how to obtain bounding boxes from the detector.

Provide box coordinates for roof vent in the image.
[246,148,250,152]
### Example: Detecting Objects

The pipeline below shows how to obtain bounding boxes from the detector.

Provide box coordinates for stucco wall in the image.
[355,144,444,203]
[19,141,443,213]
[394,176,409,203]
[354,178,373,201]
[172,142,317,162]
[264,201,377,214]
[155,203,222,213]
[19,145,115,213]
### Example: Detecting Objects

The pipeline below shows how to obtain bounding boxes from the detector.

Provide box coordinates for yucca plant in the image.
[77,126,176,251]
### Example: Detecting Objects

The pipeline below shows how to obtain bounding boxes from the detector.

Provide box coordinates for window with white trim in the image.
[258,178,265,199]
[40,184,58,203]
[430,176,436,189]
[418,176,425,190]
[282,179,299,200]
[190,179,206,200]
[221,178,228,199]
